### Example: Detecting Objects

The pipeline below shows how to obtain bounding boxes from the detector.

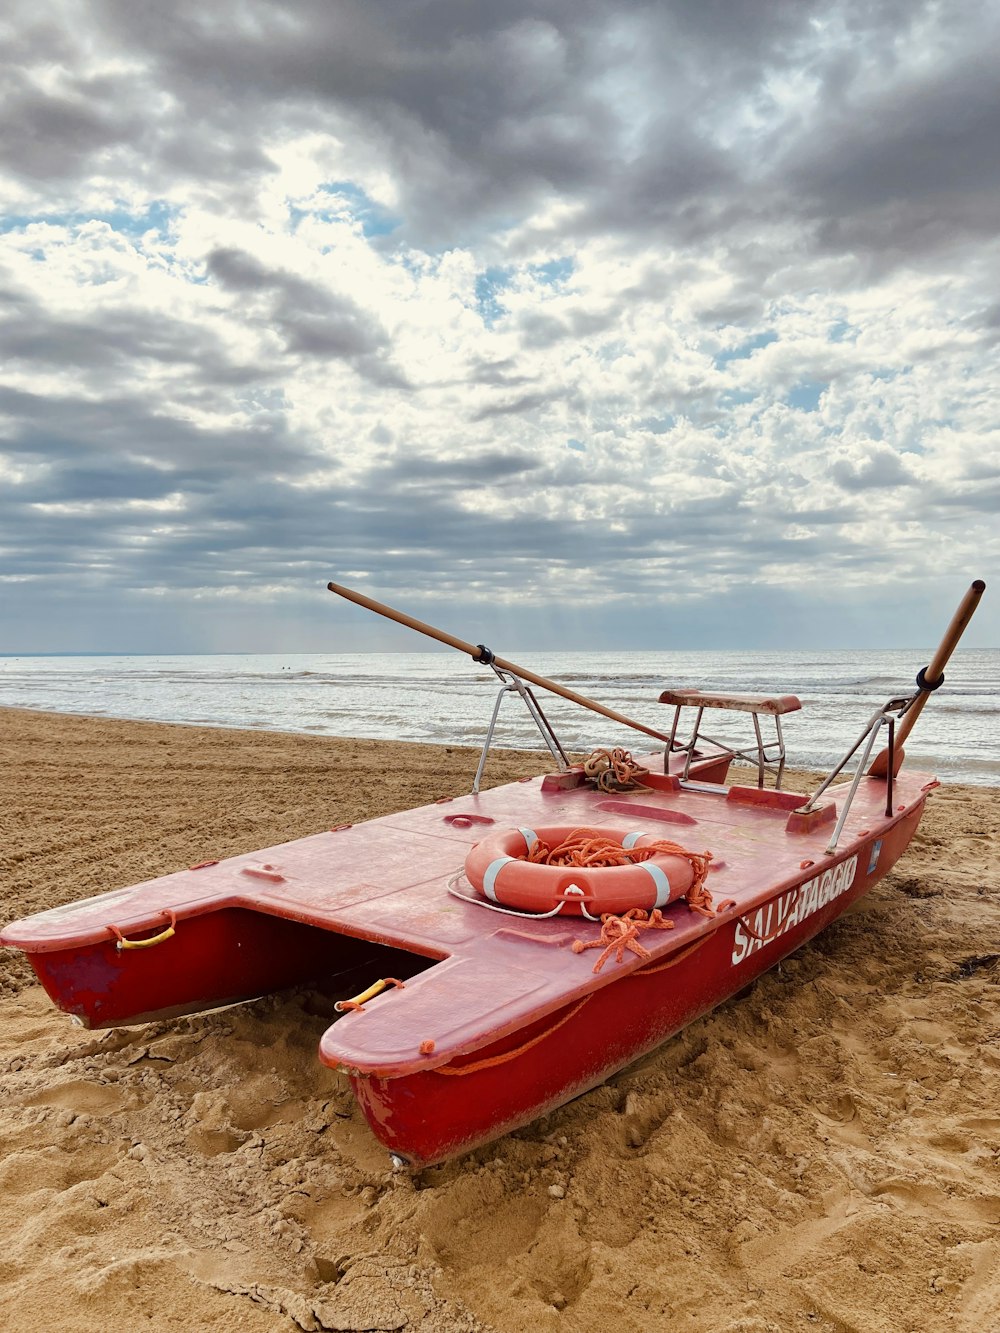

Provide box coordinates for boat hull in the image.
[3,760,933,1168]
[346,804,925,1166]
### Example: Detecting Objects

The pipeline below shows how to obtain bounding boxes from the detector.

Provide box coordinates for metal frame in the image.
[665,702,791,789]
[799,692,916,852]
[472,664,571,793]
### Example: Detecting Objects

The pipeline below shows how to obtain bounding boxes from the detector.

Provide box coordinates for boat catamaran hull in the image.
[0,759,934,1167]
[1,579,982,1166]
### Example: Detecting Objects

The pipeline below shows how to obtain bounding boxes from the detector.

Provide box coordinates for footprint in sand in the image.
[0,1141,119,1195]
[23,1077,127,1117]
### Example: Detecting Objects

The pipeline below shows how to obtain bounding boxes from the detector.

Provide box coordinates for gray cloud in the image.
[0,0,985,259]
[470,390,563,421]
[0,0,997,650]
[204,246,404,382]
[0,288,271,387]
[464,357,537,388]
[383,450,544,487]
[830,447,916,491]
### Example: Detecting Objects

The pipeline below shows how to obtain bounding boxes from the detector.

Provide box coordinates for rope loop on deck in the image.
[733,887,802,949]
[571,907,676,973]
[433,997,591,1076]
[582,747,649,792]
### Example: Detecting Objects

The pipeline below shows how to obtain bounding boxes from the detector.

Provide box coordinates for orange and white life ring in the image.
[463,825,695,917]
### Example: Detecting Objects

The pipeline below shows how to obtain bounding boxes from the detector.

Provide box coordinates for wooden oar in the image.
[868,579,986,777]
[327,580,677,746]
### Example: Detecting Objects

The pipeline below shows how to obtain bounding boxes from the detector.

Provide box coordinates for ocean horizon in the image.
[2,648,996,787]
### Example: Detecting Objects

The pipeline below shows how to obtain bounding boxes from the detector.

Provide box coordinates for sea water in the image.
[0,649,996,786]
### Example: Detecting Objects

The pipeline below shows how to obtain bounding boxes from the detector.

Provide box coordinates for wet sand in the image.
[1,707,998,1332]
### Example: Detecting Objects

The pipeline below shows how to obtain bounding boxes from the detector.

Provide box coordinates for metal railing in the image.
[472,664,571,793]
[799,693,916,852]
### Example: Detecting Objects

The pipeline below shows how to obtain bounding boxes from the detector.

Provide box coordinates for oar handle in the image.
[327,581,676,746]
[916,579,985,688]
[869,579,985,774]
[328,581,481,657]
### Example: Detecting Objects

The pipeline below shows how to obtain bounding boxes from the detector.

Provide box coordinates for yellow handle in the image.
[334,977,404,1012]
[109,911,176,951]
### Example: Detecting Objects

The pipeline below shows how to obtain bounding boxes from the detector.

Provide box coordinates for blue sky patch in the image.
[308,182,401,238]
[637,415,677,434]
[530,257,575,286]
[786,381,825,412]
[0,200,176,240]
[713,331,777,368]
[828,319,855,343]
[475,266,515,327]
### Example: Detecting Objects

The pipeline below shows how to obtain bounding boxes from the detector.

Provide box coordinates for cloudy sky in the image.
[1,0,996,654]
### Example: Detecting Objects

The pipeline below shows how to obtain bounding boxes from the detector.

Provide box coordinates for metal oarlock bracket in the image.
[800,693,914,852]
[473,663,570,794]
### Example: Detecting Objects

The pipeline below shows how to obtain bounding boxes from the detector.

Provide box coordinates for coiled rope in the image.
[582,747,649,791]
[522,827,716,917]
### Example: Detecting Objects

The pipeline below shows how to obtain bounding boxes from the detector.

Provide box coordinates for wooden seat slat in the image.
[658,690,801,716]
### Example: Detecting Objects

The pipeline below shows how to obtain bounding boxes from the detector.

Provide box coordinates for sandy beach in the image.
[1,706,998,1333]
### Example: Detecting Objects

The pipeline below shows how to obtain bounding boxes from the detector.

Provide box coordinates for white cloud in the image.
[0,0,996,650]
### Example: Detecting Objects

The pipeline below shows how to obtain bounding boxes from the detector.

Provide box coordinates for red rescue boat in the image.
[0,581,984,1167]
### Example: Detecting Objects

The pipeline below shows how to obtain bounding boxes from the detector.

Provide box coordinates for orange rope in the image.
[571,907,676,973]
[432,919,718,1070]
[525,828,640,866]
[735,887,800,945]
[632,932,713,975]
[523,827,715,916]
[583,747,650,791]
[433,996,591,1076]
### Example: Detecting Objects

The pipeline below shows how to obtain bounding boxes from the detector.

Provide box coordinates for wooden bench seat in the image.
[657,690,802,788]
[658,689,801,715]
